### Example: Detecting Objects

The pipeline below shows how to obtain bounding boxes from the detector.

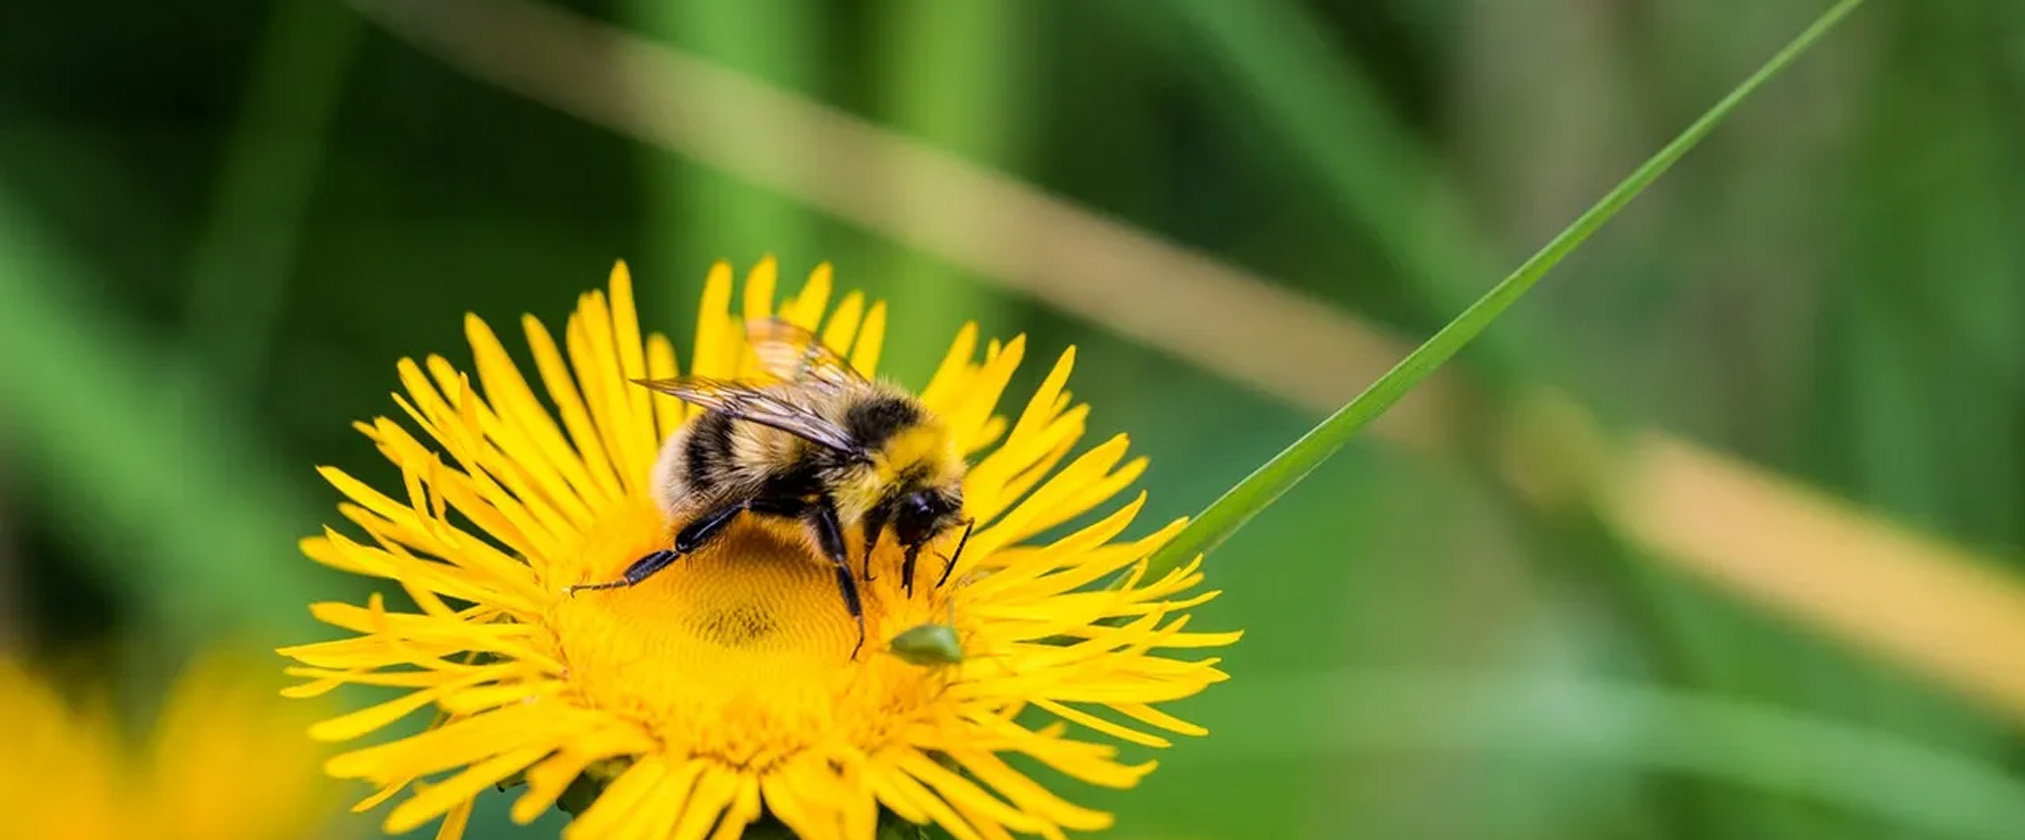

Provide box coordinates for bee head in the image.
[893,488,963,550]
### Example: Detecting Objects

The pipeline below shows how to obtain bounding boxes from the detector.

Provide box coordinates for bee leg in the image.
[834,566,866,659]
[744,494,811,518]
[859,509,889,583]
[567,547,682,594]
[567,499,748,594]
[901,544,922,598]
[808,499,866,657]
[935,518,976,589]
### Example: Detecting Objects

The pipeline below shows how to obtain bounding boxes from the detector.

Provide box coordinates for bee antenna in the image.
[935,518,976,589]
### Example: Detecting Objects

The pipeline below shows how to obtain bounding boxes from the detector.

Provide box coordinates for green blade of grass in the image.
[1141,0,1868,579]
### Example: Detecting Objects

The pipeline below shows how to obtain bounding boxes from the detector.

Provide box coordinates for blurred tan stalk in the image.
[348,0,2025,725]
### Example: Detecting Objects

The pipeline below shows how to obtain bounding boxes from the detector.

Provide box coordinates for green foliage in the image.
[0,198,324,644]
[4,0,2022,838]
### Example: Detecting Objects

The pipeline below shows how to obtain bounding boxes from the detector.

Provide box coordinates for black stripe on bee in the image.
[758,461,824,500]
[684,411,735,494]
[844,396,922,451]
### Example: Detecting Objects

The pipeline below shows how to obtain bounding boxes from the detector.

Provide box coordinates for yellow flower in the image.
[0,655,332,840]
[281,259,1239,840]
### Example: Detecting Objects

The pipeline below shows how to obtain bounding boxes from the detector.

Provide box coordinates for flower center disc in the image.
[551,503,949,766]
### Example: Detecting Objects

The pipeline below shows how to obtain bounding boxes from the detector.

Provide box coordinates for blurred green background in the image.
[4,0,2024,838]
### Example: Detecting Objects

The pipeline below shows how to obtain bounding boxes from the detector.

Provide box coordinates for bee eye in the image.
[894,493,942,545]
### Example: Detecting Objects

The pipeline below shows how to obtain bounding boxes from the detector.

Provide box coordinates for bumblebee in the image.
[569,318,974,654]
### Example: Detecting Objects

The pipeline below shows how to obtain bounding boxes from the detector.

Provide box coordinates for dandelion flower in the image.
[0,655,332,840]
[281,259,1239,840]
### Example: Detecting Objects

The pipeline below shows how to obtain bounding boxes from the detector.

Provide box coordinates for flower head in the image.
[0,655,332,840]
[282,259,1238,840]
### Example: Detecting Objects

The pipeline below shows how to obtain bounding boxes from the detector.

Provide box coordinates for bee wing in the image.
[634,376,861,454]
[746,316,866,388]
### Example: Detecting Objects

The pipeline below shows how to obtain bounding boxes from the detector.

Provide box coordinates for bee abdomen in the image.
[682,410,737,495]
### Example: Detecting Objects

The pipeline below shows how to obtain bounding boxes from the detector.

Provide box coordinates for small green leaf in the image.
[1141,0,1868,580]
[888,622,965,666]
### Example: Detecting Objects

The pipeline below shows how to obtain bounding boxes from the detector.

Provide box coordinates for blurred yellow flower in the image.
[281,259,1237,840]
[0,655,331,840]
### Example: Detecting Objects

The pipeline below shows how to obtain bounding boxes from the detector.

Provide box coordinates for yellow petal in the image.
[787,262,833,329]
[385,745,549,833]
[692,261,735,378]
[851,302,888,378]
